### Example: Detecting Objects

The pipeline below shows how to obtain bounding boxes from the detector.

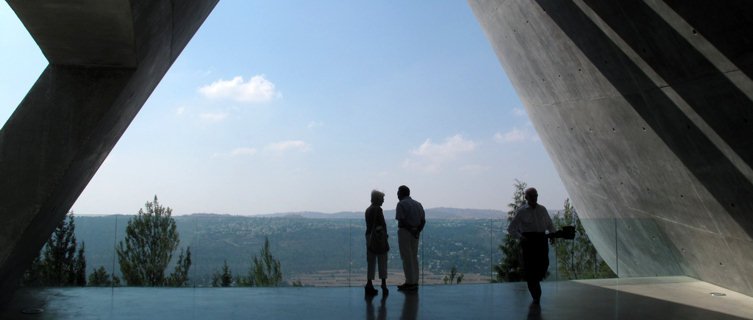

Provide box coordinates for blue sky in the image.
[1,1,569,215]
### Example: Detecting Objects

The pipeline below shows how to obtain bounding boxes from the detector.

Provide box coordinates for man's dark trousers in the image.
[521,232,549,302]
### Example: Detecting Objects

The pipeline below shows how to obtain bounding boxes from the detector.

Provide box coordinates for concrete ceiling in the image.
[7,0,135,67]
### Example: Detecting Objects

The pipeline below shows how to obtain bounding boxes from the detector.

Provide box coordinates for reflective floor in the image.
[2,276,751,319]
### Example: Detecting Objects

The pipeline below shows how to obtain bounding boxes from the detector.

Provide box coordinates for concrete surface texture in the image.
[0,0,219,306]
[468,0,753,296]
[2,277,751,319]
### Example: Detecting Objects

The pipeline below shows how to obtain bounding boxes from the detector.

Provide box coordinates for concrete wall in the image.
[0,0,218,306]
[468,0,753,295]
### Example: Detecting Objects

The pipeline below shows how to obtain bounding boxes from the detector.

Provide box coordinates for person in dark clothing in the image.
[395,185,425,292]
[507,187,555,305]
[365,190,388,296]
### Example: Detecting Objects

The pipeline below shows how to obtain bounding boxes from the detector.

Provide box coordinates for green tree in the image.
[166,247,192,287]
[22,256,42,286]
[74,243,86,286]
[88,266,120,287]
[492,180,527,282]
[23,213,87,286]
[443,265,464,285]
[212,260,233,287]
[552,199,616,279]
[116,196,191,286]
[242,236,282,287]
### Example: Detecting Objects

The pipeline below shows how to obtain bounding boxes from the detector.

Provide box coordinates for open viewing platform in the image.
[2,276,751,319]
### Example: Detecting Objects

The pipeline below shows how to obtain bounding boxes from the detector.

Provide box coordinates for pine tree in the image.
[221,260,233,287]
[493,180,527,282]
[552,199,616,279]
[88,266,119,287]
[88,266,109,286]
[245,236,282,287]
[23,213,87,286]
[74,243,87,286]
[166,247,192,287]
[22,256,42,286]
[212,260,233,287]
[116,196,189,286]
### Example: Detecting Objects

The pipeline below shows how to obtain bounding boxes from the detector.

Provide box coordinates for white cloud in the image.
[494,127,539,143]
[265,140,311,152]
[512,108,526,116]
[403,134,477,172]
[307,121,324,129]
[176,107,185,115]
[212,147,257,158]
[198,75,281,103]
[494,128,525,142]
[199,112,228,122]
[412,134,477,158]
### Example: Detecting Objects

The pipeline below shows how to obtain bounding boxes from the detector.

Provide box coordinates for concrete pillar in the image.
[0,0,219,305]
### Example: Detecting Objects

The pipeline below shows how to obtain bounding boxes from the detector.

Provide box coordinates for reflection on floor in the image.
[2,276,751,319]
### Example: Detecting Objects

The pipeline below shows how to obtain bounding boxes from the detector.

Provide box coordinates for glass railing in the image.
[21,210,635,292]
[17,209,747,320]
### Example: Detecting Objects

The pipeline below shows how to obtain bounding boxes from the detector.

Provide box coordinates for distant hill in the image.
[69,207,571,286]
[256,207,506,220]
[70,210,514,286]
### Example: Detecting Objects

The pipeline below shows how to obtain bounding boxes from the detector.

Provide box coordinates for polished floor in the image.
[2,276,751,319]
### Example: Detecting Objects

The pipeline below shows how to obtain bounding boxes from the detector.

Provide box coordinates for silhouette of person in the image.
[365,190,389,296]
[507,187,555,305]
[395,185,425,292]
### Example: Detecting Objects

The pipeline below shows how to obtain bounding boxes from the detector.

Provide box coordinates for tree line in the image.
[23,196,282,287]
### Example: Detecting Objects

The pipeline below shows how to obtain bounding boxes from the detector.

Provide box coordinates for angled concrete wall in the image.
[0,0,218,305]
[468,0,753,295]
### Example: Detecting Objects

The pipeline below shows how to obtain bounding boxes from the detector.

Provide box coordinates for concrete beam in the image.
[0,0,218,306]
[7,0,136,67]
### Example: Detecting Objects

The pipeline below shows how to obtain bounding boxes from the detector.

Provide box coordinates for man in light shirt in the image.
[507,187,555,305]
[395,185,425,292]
